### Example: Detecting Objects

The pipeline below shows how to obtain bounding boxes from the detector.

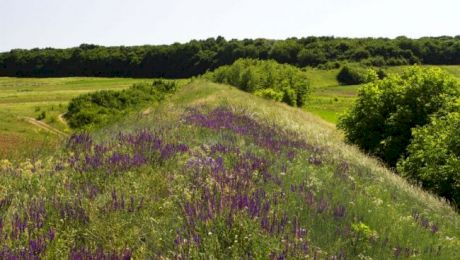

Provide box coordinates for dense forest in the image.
[1,36,460,78]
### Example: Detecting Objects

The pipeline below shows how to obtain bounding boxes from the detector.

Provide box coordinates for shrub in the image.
[397,111,460,204]
[254,88,284,102]
[376,68,387,79]
[337,65,379,85]
[338,66,460,167]
[317,61,341,70]
[65,80,177,129]
[36,111,46,120]
[282,87,297,106]
[206,59,310,107]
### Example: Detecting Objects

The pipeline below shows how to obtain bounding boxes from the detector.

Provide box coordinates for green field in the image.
[0,77,151,158]
[305,65,460,123]
[2,65,460,158]
[1,80,458,258]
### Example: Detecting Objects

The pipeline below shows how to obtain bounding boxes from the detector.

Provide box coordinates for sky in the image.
[0,0,459,51]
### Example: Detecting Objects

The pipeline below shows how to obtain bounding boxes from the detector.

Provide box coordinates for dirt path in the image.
[58,113,67,126]
[23,117,68,137]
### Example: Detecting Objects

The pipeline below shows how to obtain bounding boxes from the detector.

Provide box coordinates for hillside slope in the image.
[0,80,458,259]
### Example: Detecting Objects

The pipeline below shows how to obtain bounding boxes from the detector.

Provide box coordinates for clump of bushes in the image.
[65,80,177,129]
[339,66,460,203]
[254,88,284,102]
[36,111,46,120]
[338,66,459,167]
[205,58,310,107]
[398,111,460,204]
[336,65,379,85]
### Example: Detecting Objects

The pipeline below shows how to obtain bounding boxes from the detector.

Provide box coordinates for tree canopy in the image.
[338,66,460,167]
[398,111,460,204]
[1,36,460,78]
[205,58,310,107]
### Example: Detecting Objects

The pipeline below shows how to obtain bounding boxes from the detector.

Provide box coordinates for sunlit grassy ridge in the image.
[1,80,458,259]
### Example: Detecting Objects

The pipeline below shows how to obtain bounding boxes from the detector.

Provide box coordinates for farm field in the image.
[0,77,151,158]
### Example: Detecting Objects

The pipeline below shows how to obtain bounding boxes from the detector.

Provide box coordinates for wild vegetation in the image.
[339,66,460,204]
[65,80,178,129]
[1,36,460,78]
[336,64,385,85]
[398,111,460,204]
[205,58,309,106]
[0,77,153,159]
[1,43,460,258]
[0,81,458,259]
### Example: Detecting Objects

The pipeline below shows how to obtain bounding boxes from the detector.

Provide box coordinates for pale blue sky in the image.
[0,0,458,51]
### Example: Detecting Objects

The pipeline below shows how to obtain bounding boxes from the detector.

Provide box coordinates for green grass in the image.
[304,68,359,123]
[1,80,458,258]
[305,65,460,124]
[385,65,460,78]
[0,77,153,158]
[2,65,460,158]
[305,67,341,89]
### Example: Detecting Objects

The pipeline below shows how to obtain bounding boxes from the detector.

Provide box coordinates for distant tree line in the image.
[1,36,460,78]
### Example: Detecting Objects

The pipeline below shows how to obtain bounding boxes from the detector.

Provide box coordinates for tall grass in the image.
[0,80,458,259]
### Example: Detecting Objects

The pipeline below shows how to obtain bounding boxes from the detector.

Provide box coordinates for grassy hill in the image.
[1,80,458,258]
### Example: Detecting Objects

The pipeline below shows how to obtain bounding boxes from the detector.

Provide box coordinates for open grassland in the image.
[305,65,460,123]
[1,65,460,157]
[0,80,458,258]
[0,77,152,158]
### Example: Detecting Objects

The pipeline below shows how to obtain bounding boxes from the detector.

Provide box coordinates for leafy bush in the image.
[317,61,341,70]
[338,66,460,167]
[36,111,46,120]
[254,88,284,102]
[398,111,460,204]
[336,65,379,85]
[65,80,177,129]
[376,68,387,80]
[206,59,310,107]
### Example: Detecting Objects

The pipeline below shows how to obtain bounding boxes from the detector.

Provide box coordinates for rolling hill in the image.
[0,80,458,259]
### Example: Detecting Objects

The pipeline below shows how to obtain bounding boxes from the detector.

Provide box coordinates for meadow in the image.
[1,80,459,258]
[0,77,151,158]
[304,65,460,123]
[2,65,460,158]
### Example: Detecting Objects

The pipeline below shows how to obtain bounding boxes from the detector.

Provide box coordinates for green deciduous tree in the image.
[205,59,310,107]
[338,66,460,167]
[398,111,460,204]
[337,65,379,85]
[2,36,459,78]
